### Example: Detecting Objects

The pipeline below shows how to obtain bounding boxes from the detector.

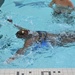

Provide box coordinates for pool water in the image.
[0,0,75,68]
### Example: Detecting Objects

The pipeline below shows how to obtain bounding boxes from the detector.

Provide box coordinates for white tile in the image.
[9,69,15,74]
[4,70,10,74]
[4,74,9,75]
[0,68,75,75]
[0,69,5,74]
[71,69,75,75]
[9,74,14,75]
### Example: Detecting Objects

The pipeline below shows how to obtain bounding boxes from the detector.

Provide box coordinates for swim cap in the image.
[16,30,28,38]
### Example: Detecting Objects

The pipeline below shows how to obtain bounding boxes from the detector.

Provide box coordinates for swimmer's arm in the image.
[49,0,55,8]
[68,1,74,9]
[6,38,33,63]
[67,1,75,13]
[7,19,27,30]
[16,39,33,54]
[14,24,26,30]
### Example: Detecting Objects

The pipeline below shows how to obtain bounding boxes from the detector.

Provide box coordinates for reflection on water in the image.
[14,1,48,8]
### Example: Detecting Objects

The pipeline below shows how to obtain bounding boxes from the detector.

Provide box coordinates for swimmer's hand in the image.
[7,19,13,23]
[6,48,25,64]
[6,57,15,64]
[6,54,20,64]
[48,3,53,8]
[48,1,54,8]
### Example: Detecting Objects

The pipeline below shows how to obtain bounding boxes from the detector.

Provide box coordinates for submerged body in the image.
[49,0,74,14]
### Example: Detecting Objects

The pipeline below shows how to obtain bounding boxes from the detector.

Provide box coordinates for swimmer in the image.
[49,0,75,14]
[6,19,75,63]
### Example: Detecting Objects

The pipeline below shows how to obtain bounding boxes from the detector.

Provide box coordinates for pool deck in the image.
[0,68,75,75]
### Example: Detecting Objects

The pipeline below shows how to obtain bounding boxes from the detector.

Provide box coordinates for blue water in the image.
[0,0,75,68]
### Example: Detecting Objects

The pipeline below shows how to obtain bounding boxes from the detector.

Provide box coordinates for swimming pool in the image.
[0,0,75,68]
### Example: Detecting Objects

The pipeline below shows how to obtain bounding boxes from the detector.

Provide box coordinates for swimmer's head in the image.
[16,29,29,38]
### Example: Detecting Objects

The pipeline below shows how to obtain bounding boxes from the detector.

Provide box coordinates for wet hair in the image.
[16,30,29,38]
